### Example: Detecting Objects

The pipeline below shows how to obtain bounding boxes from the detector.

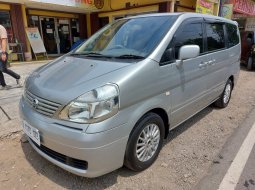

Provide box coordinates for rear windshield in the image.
[74,16,178,59]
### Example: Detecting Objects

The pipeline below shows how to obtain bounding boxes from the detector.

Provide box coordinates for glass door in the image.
[40,17,58,54]
[57,18,71,53]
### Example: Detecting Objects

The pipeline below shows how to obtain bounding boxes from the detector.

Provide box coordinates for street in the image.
[0,62,255,190]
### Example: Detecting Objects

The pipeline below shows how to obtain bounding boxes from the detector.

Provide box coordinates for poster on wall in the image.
[245,18,255,31]
[25,27,46,54]
[196,0,215,15]
[221,4,233,19]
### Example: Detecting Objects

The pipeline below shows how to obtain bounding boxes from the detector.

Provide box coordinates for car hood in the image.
[26,56,131,104]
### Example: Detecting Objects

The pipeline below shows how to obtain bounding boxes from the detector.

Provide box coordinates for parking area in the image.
[0,63,255,190]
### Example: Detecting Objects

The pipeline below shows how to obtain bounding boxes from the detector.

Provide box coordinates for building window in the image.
[0,10,14,43]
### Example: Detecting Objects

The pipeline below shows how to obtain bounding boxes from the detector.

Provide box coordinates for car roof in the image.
[125,12,238,26]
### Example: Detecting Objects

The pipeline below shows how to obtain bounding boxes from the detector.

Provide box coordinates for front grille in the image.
[24,90,62,117]
[30,139,88,170]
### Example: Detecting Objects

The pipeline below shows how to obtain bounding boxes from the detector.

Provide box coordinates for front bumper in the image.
[19,96,129,177]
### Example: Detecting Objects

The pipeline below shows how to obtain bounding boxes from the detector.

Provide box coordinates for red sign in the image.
[234,0,255,16]
[200,0,213,9]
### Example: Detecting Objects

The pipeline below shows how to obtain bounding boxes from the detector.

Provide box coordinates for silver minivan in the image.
[20,13,240,177]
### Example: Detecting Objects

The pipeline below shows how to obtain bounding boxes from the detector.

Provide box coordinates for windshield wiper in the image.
[70,52,112,58]
[115,54,145,59]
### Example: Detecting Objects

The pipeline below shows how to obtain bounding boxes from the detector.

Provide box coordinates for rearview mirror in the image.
[178,45,200,60]
[176,45,200,68]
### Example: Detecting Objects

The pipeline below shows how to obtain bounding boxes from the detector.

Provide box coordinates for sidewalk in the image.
[0,60,50,138]
[10,59,52,66]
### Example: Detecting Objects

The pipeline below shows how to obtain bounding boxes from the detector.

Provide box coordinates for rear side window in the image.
[206,23,225,52]
[226,23,239,47]
[174,23,204,59]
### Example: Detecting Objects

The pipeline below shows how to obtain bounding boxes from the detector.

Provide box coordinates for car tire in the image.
[247,56,253,70]
[124,112,165,171]
[214,79,233,108]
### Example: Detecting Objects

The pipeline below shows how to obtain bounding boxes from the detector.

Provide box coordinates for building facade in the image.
[0,0,225,60]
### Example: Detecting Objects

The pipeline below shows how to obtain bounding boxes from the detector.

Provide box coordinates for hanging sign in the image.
[221,4,233,19]
[245,18,255,31]
[234,0,255,16]
[25,27,46,54]
[196,0,215,15]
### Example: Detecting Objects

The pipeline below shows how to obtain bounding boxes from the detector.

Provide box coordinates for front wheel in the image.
[124,113,165,171]
[214,79,233,108]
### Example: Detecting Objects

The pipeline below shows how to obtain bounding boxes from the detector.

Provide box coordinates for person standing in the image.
[0,24,21,90]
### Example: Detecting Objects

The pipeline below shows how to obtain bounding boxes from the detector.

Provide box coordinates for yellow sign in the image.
[28,0,102,9]
[221,4,233,19]
[196,0,214,15]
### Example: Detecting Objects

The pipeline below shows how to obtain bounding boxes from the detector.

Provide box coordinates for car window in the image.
[74,16,178,59]
[160,20,203,63]
[226,23,239,47]
[174,22,204,59]
[206,23,225,52]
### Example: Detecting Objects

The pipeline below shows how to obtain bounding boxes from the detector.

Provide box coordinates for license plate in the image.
[23,120,40,146]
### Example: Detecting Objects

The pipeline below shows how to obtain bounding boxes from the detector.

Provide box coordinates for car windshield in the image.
[74,15,178,59]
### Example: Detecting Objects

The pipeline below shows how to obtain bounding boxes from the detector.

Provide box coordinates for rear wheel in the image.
[124,113,164,171]
[214,79,233,108]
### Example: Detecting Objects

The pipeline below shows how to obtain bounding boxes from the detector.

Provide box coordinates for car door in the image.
[159,18,210,128]
[204,20,230,102]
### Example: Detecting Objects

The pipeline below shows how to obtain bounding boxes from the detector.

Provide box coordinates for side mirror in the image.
[176,45,200,68]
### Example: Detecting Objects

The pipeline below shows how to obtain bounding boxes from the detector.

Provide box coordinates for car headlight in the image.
[59,84,119,123]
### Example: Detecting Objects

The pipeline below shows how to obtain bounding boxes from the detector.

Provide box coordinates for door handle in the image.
[208,59,216,65]
[199,61,208,68]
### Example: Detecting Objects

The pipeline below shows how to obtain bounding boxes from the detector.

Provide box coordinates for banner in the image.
[28,0,104,9]
[221,4,233,19]
[234,0,255,16]
[196,0,215,15]
[25,28,46,54]
[245,18,255,31]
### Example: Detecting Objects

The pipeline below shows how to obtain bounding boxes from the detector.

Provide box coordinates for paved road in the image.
[195,108,255,190]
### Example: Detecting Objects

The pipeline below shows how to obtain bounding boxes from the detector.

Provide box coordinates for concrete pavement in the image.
[0,61,48,138]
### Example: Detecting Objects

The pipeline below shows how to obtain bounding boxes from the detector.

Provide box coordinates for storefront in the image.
[96,0,175,28]
[27,11,80,54]
[0,0,97,57]
[220,0,255,30]
[0,0,223,60]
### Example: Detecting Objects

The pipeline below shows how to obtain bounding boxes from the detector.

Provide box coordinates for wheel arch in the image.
[129,107,170,140]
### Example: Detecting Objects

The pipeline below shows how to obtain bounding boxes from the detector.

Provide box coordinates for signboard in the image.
[234,0,255,16]
[28,0,102,9]
[245,18,255,31]
[25,27,46,54]
[196,0,215,15]
[221,4,233,19]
